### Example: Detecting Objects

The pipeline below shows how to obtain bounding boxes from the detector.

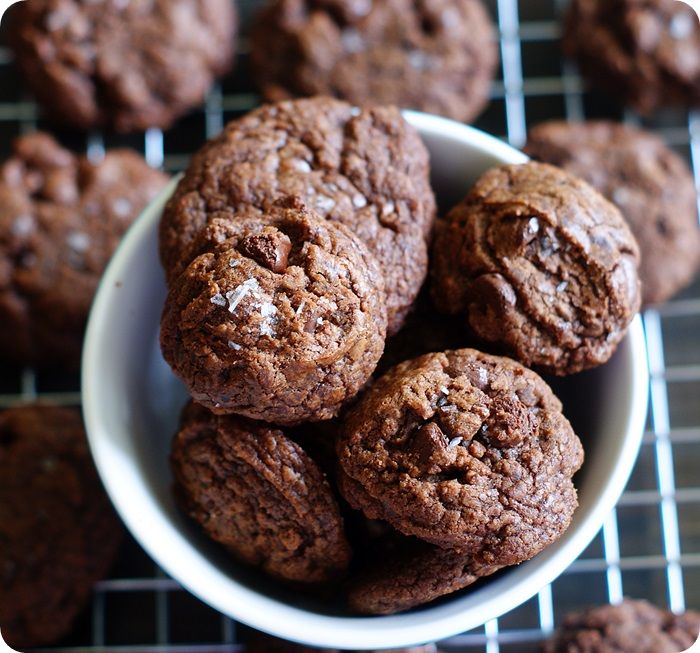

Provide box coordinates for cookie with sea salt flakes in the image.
[0,132,168,367]
[337,348,584,561]
[431,162,641,376]
[159,97,436,335]
[160,199,387,425]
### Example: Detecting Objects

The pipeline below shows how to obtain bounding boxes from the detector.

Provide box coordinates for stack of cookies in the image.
[159,96,643,614]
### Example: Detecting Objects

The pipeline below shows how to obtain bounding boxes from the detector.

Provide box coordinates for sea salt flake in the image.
[349,0,371,17]
[292,159,312,173]
[440,386,450,395]
[12,214,34,237]
[613,187,632,206]
[260,302,277,318]
[342,28,365,53]
[381,201,395,216]
[539,235,559,257]
[324,259,346,280]
[670,12,694,39]
[350,107,361,116]
[315,194,336,213]
[478,368,488,385]
[408,50,432,71]
[440,404,458,413]
[557,280,569,292]
[210,293,227,307]
[295,300,306,316]
[352,194,367,208]
[260,321,276,337]
[112,198,132,217]
[67,231,90,253]
[527,217,540,234]
[317,317,324,325]
[441,6,460,28]
[227,340,241,350]
[448,437,463,449]
[228,259,240,268]
[226,278,259,313]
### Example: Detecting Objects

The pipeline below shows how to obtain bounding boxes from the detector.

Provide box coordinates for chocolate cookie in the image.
[159,97,436,335]
[337,349,584,561]
[524,120,700,305]
[250,0,498,123]
[0,405,123,649]
[345,533,500,615]
[0,133,168,367]
[563,0,700,114]
[160,199,387,424]
[170,402,352,584]
[431,162,641,376]
[9,0,236,132]
[543,599,700,653]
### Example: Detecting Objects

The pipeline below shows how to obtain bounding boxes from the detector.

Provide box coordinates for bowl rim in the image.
[82,110,649,650]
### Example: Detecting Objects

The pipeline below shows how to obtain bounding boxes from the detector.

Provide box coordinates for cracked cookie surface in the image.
[171,402,352,584]
[0,405,123,649]
[159,97,436,335]
[9,0,237,132]
[250,0,497,123]
[160,199,387,424]
[525,120,700,305]
[543,599,700,653]
[337,348,584,561]
[0,133,168,367]
[431,162,641,375]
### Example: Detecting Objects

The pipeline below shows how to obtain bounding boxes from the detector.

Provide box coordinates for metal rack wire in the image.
[0,0,699,651]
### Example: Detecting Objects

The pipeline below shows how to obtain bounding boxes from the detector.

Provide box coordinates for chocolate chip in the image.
[409,422,448,471]
[238,229,292,273]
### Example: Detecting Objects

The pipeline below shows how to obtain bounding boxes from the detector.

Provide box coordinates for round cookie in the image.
[0,405,123,649]
[161,199,387,424]
[250,0,498,124]
[337,348,584,561]
[524,120,700,305]
[431,162,641,376]
[159,97,436,335]
[345,531,500,615]
[9,0,236,132]
[0,133,168,367]
[563,0,700,115]
[170,402,352,584]
[543,599,700,653]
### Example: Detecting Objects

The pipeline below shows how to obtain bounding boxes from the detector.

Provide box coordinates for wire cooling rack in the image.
[1,1,699,651]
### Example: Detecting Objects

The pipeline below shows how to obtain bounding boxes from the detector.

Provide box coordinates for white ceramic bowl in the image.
[82,111,649,650]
